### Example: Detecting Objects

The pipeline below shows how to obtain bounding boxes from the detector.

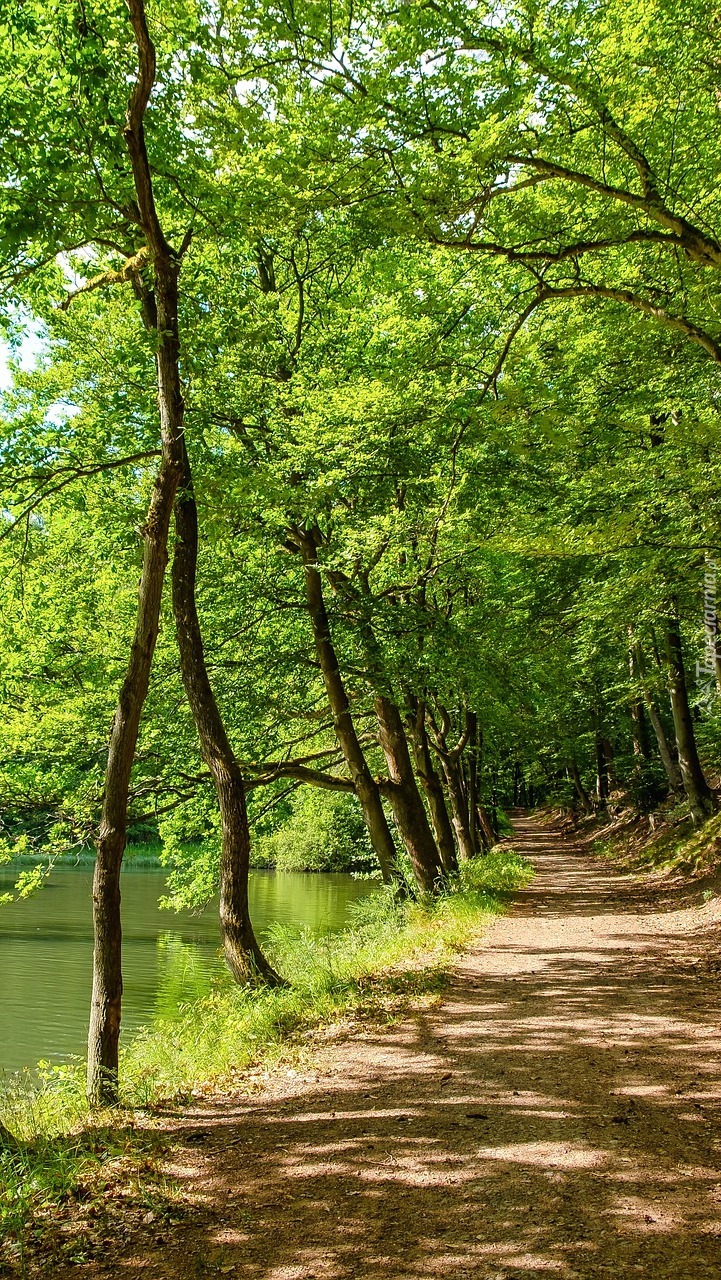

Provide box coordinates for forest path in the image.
[91,817,721,1279]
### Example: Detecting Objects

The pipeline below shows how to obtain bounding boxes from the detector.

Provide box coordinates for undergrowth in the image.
[0,847,531,1273]
[3,842,165,871]
[593,805,721,879]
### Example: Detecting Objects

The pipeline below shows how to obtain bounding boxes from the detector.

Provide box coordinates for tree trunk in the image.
[373,695,444,893]
[634,642,683,794]
[466,714,480,853]
[172,449,281,984]
[87,1,191,1098]
[629,641,652,760]
[87,340,182,1105]
[595,734,610,804]
[630,699,651,760]
[426,705,476,860]
[632,704,651,758]
[664,617,715,824]
[406,701,458,874]
[297,537,401,887]
[314,551,441,891]
[602,739,614,786]
[513,760,522,806]
[646,700,683,793]
[440,754,476,860]
[477,805,496,848]
[569,759,593,814]
[88,398,182,1098]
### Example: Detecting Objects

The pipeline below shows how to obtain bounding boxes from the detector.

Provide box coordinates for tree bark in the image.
[406,700,458,874]
[315,549,442,891]
[428,708,475,861]
[476,804,497,847]
[628,642,652,760]
[634,642,683,794]
[439,754,476,860]
[630,700,651,760]
[569,759,593,814]
[466,714,481,853]
[297,536,401,887]
[87,0,184,1106]
[646,700,683,793]
[88,449,181,1106]
[373,695,444,893]
[595,734,610,804]
[513,760,522,806]
[664,617,715,824]
[172,448,281,984]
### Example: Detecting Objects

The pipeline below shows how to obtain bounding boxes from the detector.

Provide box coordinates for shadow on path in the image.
[70,817,721,1280]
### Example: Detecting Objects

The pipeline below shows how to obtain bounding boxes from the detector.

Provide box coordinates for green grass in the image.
[122,847,531,1098]
[5,842,165,870]
[0,847,531,1272]
[125,842,166,867]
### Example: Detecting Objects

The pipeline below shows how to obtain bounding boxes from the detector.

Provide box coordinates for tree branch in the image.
[433,227,686,262]
[423,8,721,265]
[243,763,357,792]
[542,284,721,364]
[59,247,150,310]
[124,0,171,257]
[1,451,161,542]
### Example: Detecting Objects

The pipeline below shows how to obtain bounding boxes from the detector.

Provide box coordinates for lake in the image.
[0,863,375,1075]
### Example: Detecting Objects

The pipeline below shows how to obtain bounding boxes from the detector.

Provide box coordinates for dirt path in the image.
[81,817,721,1279]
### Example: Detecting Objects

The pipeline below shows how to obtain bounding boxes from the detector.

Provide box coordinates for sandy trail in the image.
[88,817,721,1279]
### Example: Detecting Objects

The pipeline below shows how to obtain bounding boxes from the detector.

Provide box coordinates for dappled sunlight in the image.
[604,1197,683,1234]
[473,1141,611,1169]
[81,819,721,1279]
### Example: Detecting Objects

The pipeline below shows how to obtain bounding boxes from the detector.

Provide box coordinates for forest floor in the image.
[55,815,721,1280]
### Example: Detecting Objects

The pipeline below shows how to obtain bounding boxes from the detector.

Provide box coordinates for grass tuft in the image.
[0,847,531,1272]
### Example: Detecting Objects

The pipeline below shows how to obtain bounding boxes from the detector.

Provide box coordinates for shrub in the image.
[254,790,377,872]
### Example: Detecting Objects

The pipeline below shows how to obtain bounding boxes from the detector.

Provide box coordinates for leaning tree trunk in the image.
[87,0,185,1105]
[439,755,476,861]
[316,553,442,891]
[477,804,497,848]
[646,700,684,794]
[173,449,281,984]
[426,706,476,860]
[87,450,180,1104]
[373,696,444,893]
[407,701,458,874]
[634,641,683,794]
[664,617,715,825]
[297,536,401,888]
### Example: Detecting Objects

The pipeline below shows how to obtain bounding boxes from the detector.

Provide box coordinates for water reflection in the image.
[0,864,375,1073]
[152,932,219,1023]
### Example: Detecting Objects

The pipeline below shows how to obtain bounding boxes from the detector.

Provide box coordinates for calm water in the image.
[0,864,374,1074]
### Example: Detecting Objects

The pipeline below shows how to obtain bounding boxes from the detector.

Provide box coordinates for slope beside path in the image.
[68,816,721,1280]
